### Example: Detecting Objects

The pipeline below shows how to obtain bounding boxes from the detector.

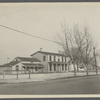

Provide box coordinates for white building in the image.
[31,51,71,73]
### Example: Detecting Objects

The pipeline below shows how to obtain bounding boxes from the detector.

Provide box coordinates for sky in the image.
[0,3,100,64]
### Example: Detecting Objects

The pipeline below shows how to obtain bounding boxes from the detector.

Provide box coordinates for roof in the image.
[0,61,19,67]
[17,57,41,62]
[31,51,68,57]
[48,61,68,64]
[0,57,41,67]
[22,63,44,67]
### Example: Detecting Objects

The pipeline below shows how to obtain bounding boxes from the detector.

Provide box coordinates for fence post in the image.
[16,65,19,79]
[28,68,31,79]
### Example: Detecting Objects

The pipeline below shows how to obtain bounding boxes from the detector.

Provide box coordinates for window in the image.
[54,56,56,61]
[16,65,19,70]
[49,55,52,61]
[43,56,46,61]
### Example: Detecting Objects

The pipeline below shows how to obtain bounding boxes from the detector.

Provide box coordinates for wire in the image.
[0,24,58,44]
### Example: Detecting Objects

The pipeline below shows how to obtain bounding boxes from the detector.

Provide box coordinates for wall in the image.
[31,52,48,72]
[0,66,12,74]
[0,67,8,74]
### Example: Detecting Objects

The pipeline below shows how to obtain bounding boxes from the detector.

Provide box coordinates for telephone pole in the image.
[93,47,98,75]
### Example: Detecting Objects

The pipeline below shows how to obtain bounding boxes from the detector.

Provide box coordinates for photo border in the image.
[0,2,100,100]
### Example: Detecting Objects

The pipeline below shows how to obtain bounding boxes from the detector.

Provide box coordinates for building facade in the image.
[0,57,44,74]
[31,51,71,73]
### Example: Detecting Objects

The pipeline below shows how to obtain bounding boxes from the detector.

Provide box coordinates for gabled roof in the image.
[17,57,41,62]
[0,61,19,67]
[0,57,41,67]
[31,51,68,57]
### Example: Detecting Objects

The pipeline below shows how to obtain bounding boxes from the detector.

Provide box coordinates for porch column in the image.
[57,64,59,73]
[62,64,64,72]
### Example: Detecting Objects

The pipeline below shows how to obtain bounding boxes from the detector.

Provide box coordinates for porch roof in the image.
[48,61,68,64]
[22,63,44,68]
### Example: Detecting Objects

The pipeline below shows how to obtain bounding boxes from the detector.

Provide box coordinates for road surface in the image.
[0,75,100,94]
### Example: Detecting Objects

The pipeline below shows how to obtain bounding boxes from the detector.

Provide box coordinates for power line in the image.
[0,24,58,43]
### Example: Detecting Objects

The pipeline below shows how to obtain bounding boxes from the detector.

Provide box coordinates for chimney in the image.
[40,48,42,51]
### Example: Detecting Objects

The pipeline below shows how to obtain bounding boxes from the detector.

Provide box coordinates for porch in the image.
[48,62,69,73]
[21,63,44,74]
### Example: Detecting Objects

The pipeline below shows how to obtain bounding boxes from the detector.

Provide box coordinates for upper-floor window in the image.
[43,56,46,61]
[49,55,52,61]
[54,56,56,61]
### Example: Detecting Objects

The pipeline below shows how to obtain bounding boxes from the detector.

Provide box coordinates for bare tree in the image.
[57,23,95,76]
[79,25,94,75]
[57,23,82,76]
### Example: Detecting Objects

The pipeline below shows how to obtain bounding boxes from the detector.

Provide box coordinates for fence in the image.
[0,69,100,80]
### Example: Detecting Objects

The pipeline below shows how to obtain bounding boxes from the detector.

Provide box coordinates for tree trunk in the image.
[77,62,79,72]
[72,62,77,76]
[86,64,89,76]
[96,65,98,75]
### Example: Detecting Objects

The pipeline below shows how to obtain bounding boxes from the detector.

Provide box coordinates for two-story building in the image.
[31,51,70,73]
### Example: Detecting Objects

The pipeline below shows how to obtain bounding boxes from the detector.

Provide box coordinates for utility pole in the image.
[86,48,89,76]
[93,47,98,75]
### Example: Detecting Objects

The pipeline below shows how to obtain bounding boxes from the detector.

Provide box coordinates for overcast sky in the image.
[0,3,100,64]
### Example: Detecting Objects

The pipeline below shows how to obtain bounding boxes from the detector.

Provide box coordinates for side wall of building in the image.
[31,52,48,72]
[11,62,25,74]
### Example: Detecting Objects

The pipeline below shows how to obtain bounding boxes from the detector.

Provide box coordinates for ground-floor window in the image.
[16,65,19,70]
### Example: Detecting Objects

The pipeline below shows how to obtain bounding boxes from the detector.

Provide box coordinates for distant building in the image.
[31,51,70,73]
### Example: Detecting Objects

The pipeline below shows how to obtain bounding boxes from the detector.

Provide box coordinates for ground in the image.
[0,75,100,94]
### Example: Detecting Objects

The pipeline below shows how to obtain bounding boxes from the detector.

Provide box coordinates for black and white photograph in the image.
[0,3,100,96]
